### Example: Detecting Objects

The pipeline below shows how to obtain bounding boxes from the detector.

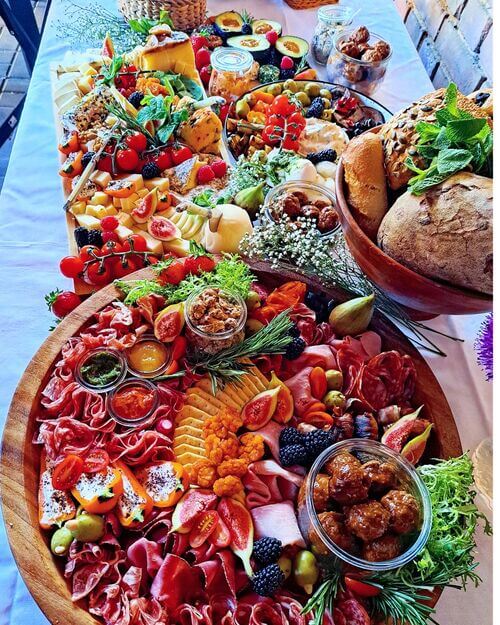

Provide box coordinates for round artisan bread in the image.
[342,132,388,240]
[380,88,492,191]
[377,172,492,294]
[468,87,493,118]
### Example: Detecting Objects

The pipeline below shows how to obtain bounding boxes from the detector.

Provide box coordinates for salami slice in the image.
[337,599,371,625]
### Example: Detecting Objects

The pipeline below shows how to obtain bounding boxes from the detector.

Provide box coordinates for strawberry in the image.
[211,159,227,178]
[199,65,212,86]
[158,260,187,286]
[280,56,294,70]
[219,103,230,123]
[195,47,212,70]
[266,30,279,46]
[185,255,216,275]
[197,164,216,184]
[191,34,209,53]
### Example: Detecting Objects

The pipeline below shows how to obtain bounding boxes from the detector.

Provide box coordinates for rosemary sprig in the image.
[301,571,342,625]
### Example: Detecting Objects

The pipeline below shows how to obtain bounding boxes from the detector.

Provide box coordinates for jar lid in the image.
[317,5,355,25]
[211,47,254,73]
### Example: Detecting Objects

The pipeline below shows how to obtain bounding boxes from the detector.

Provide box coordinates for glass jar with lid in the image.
[208,47,259,102]
[311,5,356,65]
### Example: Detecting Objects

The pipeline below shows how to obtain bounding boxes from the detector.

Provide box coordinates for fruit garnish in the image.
[197,164,216,184]
[280,55,294,70]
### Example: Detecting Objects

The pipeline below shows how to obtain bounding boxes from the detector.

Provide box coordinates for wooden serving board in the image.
[0,263,462,625]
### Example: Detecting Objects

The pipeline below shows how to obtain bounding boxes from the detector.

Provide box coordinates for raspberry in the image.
[266,30,279,46]
[280,56,294,70]
[102,230,119,243]
[211,159,227,178]
[100,216,119,231]
[195,47,212,70]
[197,164,216,184]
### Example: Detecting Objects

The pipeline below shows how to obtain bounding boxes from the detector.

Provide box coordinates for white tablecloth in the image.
[0,1,492,624]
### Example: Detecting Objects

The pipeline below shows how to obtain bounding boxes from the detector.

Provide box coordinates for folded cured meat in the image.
[243,460,304,509]
[251,501,306,548]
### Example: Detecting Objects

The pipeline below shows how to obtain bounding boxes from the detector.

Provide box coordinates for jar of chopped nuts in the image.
[311,5,356,65]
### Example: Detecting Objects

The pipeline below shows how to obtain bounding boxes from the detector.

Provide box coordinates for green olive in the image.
[283,79,299,93]
[321,109,334,121]
[235,99,250,119]
[294,550,319,594]
[267,83,283,96]
[325,369,344,391]
[305,82,321,97]
[282,89,294,98]
[278,555,292,579]
[295,92,311,106]
[319,88,332,99]
[321,97,331,109]
[323,390,346,410]
[50,526,73,556]
[246,290,261,311]
[66,513,105,542]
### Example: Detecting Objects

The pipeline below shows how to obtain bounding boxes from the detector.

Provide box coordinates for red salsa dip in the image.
[108,380,157,425]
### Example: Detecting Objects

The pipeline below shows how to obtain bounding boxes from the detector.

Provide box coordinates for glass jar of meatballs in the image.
[297,440,431,573]
[327,26,392,95]
[185,286,247,356]
[263,181,340,238]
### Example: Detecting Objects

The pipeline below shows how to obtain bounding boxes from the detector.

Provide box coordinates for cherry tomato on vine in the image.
[79,245,100,262]
[267,114,286,129]
[125,131,147,153]
[85,262,114,286]
[83,449,110,474]
[116,148,139,172]
[112,255,143,278]
[59,255,85,278]
[52,454,84,490]
[123,234,148,252]
[281,135,300,151]
[154,149,173,170]
[270,94,297,117]
[46,289,82,318]
[287,111,306,134]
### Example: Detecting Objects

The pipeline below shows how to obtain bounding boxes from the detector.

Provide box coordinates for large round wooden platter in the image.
[0,262,462,625]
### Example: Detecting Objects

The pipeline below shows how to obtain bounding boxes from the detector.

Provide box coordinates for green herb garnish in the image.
[98,55,124,86]
[135,94,189,144]
[80,351,122,387]
[128,9,174,35]
[406,83,493,195]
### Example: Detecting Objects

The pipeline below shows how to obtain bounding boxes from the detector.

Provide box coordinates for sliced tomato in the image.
[189,510,219,548]
[171,335,187,361]
[83,449,110,474]
[208,515,231,548]
[344,577,381,598]
[52,455,84,490]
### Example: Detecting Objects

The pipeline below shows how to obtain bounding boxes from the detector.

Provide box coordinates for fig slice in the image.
[171,489,218,534]
[132,188,158,223]
[381,406,423,452]
[147,215,181,241]
[401,423,433,464]
[218,497,254,577]
[154,303,185,343]
[242,387,280,431]
[268,371,294,424]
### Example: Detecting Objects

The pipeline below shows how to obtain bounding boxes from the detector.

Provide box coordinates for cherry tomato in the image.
[47,290,82,318]
[262,125,280,146]
[112,254,143,278]
[125,131,147,153]
[288,111,306,129]
[52,454,84,490]
[83,449,110,474]
[123,234,148,253]
[85,261,114,286]
[271,94,297,117]
[100,215,119,231]
[116,148,140,172]
[344,577,381,598]
[171,335,187,361]
[171,146,193,166]
[154,150,173,170]
[219,103,230,123]
[79,245,101,262]
[281,135,300,151]
[267,114,286,129]
[59,255,85,278]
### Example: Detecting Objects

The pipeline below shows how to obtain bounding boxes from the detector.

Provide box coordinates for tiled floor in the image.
[0,0,48,190]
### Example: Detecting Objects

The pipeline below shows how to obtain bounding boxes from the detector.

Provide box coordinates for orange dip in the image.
[128,339,168,374]
[110,384,156,422]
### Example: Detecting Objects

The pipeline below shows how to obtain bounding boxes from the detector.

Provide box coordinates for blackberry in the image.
[241,23,253,35]
[252,564,285,596]
[288,323,301,338]
[279,68,296,80]
[128,91,144,109]
[279,444,308,467]
[74,226,89,248]
[253,537,283,565]
[474,91,490,107]
[142,162,161,179]
[81,151,95,168]
[87,229,103,247]
[305,291,329,322]
[306,149,337,165]
[347,118,377,139]
[285,336,306,360]
[306,97,324,118]
[279,427,303,448]
[304,429,335,462]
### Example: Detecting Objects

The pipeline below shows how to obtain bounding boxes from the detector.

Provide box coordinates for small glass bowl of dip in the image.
[75,348,127,393]
[185,286,247,356]
[107,379,159,427]
[126,335,171,379]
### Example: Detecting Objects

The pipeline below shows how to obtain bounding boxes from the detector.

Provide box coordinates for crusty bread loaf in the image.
[468,88,493,118]
[377,172,493,294]
[342,133,388,240]
[380,88,492,191]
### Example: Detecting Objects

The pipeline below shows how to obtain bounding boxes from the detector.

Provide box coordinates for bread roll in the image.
[380,88,492,191]
[342,133,388,240]
[377,172,492,294]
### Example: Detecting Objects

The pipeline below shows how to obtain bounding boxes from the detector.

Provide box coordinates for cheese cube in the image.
[86,204,108,219]
[116,225,134,242]
[88,191,109,206]
[77,75,94,95]
[144,177,170,192]
[132,222,148,231]
[136,188,149,198]
[123,173,144,192]
[70,200,87,215]
[75,214,101,229]
[103,205,118,216]
[90,170,112,188]
[113,197,121,208]
[117,212,134,228]
[132,228,164,255]
[120,192,139,213]
[163,238,190,257]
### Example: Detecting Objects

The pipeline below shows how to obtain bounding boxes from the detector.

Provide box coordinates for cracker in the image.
[196,378,242,410]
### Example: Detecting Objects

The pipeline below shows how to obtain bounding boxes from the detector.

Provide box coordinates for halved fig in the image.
[132,188,158,223]
[147,215,181,241]
[242,387,280,431]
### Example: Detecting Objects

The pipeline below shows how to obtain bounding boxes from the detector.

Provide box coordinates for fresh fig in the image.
[171,489,218,533]
[401,423,433,464]
[234,182,265,217]
[245,319,264,335]
[218,497,254,577]
[268,371,294,424]
[323,390,346,410]
[147,215,181,241]
[154,303,185,342]
[328,294,375,336]
[101,33,115,59]
[242,387,280,430]
[381,406,423,452]
[132,188,158,223]
[188,510,219,548]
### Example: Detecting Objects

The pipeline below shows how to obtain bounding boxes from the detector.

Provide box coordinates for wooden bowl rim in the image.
[0,264,462,625]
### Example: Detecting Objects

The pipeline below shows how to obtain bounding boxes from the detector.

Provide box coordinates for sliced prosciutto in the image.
[251,501,306,548]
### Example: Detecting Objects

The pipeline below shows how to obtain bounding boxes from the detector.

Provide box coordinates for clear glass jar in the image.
[185,286,247,356]
[125,335,171,379]
[208,47,258,103]
[297,439,432,574]
[312,6,356,65]
[327,30,392,95]
[106,378,159,427]
[75,347,127,394]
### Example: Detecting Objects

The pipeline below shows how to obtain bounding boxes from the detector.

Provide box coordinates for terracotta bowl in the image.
[334,143,493,317]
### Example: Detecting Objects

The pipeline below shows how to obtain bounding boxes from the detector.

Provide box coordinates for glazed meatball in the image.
[381,490,420,535]
[298,473,330,512]
[278,193,301,219]
[374,40,391,59]
[352,26,370,44]
[327,452,370,505]
[317,208,338,233]
[363,460,397,494]
[363,534,401,562]
[291,190,309,205]
[345,501,390,542]
[339,40,362,59]
[317,511,356,553]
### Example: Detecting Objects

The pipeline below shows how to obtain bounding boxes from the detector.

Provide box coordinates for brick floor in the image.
[0,0,48,190]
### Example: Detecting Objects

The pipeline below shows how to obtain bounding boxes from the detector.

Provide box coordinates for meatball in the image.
[314,511,356,553]
[291,190,309,205]
[363,460,397,494]
[327,452,370,505]
[278,193,301,219]
[381,490,420,535]
[352,26,370,44]
[300,204,321,220]
[363,534,401,562]
[339,40,362,59]
[298,473,330,512]
[374,40,391,59]
[345,501,390,542]
[361,48,385,63]
[317,208,338,233]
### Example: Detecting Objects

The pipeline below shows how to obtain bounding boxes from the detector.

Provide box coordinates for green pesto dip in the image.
[80,351,122,388]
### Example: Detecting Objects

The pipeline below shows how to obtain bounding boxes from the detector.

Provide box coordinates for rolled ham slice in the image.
[251,501,306,548]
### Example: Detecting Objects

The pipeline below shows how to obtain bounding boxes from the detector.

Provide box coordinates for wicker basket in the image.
[118,0,207,32]
[284,0,338,9]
